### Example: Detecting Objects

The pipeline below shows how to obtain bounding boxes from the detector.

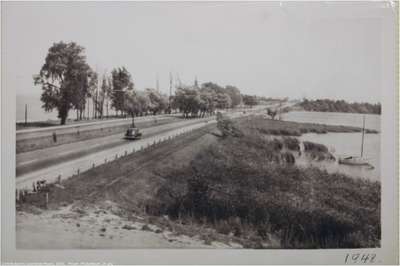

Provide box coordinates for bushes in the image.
[282,137,300,151]
[216,113,243,138]
[149,117,380,248]
[303,141,335,161]
[303,141,328,153]
[153,159,380,248]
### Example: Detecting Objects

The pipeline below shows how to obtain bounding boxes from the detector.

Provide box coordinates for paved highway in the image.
[16,106,268,190]
[16,117,214,175]
[16,114,177,141]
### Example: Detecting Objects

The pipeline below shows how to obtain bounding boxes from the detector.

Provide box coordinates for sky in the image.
[3,1,391,105]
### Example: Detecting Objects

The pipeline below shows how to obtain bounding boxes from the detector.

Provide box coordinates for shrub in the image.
[303,141,328,153]
[149,118,380,248]
[303,141,335,161]
[282,137,300,151]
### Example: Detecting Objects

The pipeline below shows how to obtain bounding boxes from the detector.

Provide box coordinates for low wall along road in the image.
[16,115,176,153]
[16,119,215,191]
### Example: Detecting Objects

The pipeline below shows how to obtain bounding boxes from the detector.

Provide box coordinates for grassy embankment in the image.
[148,116,381,248]
[18,115,380,248]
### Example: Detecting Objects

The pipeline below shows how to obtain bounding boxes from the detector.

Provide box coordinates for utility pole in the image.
[175,73,182,87]
[24,104,28,126]
[95,88,99,119]
[92,95,95,119]
[156,73,160,93]
[94,66,99,119]
[361,115,365,157]
[107,76,112,118]
[106,98,109,118]
[169,72,173,113]
[87,98,90,120]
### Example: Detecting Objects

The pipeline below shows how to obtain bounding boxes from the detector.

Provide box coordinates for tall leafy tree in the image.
[242,94,258,107]
[124,90,150,126]
[146,88,168,115]
[106,76,113,117]
[96,74,111,119]
[225,85,242,107]
[198,89,216,117]
[215,92,232,109]
[34,41,91,125]
[87,71,98,119]
[202,82,232,109]
[172,87,201,118]
[111,67,134,115]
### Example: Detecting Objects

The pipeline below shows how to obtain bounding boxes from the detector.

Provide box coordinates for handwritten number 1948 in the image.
[345,253,376,264]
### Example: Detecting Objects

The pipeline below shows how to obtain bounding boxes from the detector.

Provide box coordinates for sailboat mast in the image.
[361,115,365,157]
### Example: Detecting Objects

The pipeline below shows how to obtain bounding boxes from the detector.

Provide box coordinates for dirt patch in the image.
[17,200,236,248]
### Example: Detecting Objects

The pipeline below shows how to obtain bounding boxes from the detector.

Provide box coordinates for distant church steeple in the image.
[194,76,199,88]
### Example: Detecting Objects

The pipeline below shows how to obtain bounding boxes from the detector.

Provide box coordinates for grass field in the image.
[238,116,378,136]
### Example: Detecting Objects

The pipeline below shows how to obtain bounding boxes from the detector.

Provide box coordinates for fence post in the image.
[77,169,80,176]
[57,175,61,184]
[105,158,107,164]
[92,163,95,169]
[125,150,127,156]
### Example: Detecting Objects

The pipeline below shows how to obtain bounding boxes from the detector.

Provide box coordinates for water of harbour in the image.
[16,94,116,123]
[281,111,381,181]
[16,94,59,122]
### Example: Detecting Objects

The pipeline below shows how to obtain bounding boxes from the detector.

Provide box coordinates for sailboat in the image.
[338,115,373,167]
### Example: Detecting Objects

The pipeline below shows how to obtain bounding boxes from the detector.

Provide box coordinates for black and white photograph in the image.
[1,1,398,264]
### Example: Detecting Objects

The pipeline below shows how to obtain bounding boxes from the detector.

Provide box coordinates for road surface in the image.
[16,113,177,141]
[16,106,268,190]
[17,117,214,176]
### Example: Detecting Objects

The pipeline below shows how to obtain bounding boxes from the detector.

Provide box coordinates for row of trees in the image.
[34,41,260,125]
[172,82,255,118]
[298,99,381,114]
